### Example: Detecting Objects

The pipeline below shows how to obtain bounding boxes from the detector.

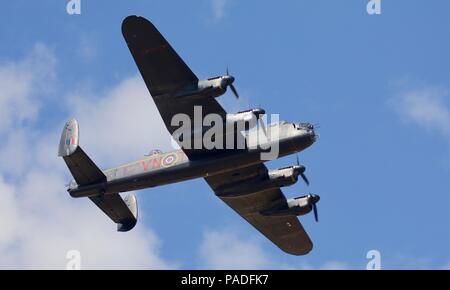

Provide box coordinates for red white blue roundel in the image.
[161,153,178,167]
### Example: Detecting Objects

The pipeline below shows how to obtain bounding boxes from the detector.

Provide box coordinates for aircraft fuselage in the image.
[68,122,316,198]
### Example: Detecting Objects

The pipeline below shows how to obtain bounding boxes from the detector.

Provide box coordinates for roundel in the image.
[161,153,178,167]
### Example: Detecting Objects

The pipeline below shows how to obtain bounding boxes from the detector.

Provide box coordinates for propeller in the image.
[230,84,239,99]
[250,105,267,136]
[308,194,320,223]
[225,67,239,99]
[296,155,310,186]
[312,203,319,222]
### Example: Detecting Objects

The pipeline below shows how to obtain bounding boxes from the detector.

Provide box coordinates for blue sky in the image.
[1,0,450,269]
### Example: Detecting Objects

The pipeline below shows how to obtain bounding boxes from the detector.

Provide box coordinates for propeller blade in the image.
[230,84,239,99]
[226,67,229,76]
[313,204,319,222]
[295,155,309,185]
[300,173,310,186]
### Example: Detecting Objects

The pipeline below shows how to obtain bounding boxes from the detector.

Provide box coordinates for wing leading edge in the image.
[204,164,313,256]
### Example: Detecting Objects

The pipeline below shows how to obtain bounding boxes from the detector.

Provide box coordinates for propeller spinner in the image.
[295,155,310,186]
[308,194,320,222]
[222,68,240,99]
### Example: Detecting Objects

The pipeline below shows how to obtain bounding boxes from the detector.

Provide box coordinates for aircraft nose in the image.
[299,124,316,143]
[305,124,317,143]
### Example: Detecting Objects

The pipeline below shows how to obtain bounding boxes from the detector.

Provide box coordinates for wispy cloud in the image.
[389,84,450,140]
[0,43,56,133]
[77,34,98,63]
[211,0,230,21]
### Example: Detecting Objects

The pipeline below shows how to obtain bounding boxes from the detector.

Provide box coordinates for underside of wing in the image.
[237,211,313,255]
[205,164,313,255]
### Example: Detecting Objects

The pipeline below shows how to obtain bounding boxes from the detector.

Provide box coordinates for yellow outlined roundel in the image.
[161,153,178,168]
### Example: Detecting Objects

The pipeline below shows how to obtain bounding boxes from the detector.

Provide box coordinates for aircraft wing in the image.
[204,164,313,255]
[122,16,228,159]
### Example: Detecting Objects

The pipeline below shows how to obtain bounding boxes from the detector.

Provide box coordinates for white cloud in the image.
[0,170,169,269]
[390,85,450,140]
[0,43,55,133]
[67,76,175,166]
[0,130,29,176]
[199,229,270,269]
[0,43,171,269]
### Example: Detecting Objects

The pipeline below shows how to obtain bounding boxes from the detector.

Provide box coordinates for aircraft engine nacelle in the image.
[197,77,226,98]
[285,195,317,216]
[225,108,265,130]
[176,75,237,99]
[215,165,306,198]
[262,194,320,217]
[268,165,305,187]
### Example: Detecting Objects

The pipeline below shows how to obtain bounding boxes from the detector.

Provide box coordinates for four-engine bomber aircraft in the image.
[59,15,320,255]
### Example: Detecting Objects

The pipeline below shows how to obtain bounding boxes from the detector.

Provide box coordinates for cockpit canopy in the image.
[146,149,163,156]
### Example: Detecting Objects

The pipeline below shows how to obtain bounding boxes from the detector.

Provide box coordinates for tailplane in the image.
[58,118,138,232]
